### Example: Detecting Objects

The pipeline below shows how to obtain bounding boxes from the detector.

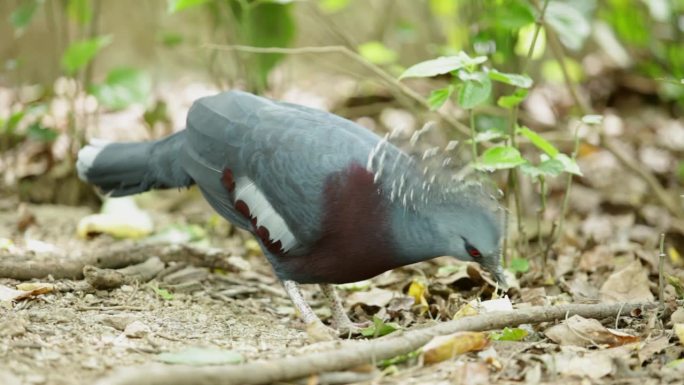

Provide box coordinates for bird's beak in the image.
[486,264,508,290]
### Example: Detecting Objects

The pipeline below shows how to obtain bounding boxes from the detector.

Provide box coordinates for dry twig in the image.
[0,243,239,280]
[95,302,655,385]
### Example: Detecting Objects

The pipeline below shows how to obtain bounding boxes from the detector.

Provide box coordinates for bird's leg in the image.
[282,280,336,341]
[320,284,363,337]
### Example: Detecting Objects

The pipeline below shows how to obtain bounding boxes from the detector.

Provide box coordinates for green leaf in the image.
[156,347,243,365]
[517,126,559,157]
[666,358,684,369]
[581,114,604,125]
[468,129,508,143]
[545,2,590,51]
[508,258,530,273]
[167,0,209,13]
[427,85,454,111]
[555,153,583,176]
[360,316,400,338]
[457,72,491,109]
[159,32,184,48]
[61,35,112,75]
[10,0,41,34]
[358,41,397,65]
[488,69,533,88]
[67,0,92,25]
[319,0,350,13]
[91,67,151,110]
[151,286,174,300]
[497,88,528,108]
[490,327,528,341]
[243,2,296,90]
[474,146,526,170]
[400,52,487,79]
[26,122,58,142]
[2,110,26,135]
[520,158,564,178]
[494,0,535,29]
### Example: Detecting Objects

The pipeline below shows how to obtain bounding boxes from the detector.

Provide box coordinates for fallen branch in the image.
[0,243,240,280]
[95,302,655,385]
[84,257,165,290]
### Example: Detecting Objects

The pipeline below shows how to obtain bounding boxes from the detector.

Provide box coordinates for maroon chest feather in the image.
[282,163,399,284]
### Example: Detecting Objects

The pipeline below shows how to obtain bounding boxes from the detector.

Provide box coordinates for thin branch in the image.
[202,43,472,137]
[95,302,655,385]
[0,243,243,280]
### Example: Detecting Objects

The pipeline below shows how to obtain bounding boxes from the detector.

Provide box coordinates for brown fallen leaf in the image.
[345,288,396,308]
[422,331,489,364]
[600,260,655,303]
[545,314,639,348]
[0,283,53,303]
[450,362,490,385]
[638,335,671,364]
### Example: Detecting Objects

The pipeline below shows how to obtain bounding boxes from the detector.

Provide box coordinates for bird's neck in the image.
[389,204,450,265]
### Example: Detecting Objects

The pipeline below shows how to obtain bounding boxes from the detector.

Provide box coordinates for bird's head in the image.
[429,198,506,287]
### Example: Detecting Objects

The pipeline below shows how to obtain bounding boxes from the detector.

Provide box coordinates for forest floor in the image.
[1,190,683,385]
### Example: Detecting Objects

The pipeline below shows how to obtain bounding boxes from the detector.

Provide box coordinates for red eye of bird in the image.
[466,244,481,258]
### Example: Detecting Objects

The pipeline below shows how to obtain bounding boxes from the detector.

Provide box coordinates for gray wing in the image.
[181,91,383,248]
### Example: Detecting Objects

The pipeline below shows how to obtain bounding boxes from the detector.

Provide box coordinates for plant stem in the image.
[470,110,478,160]
[204,43,473,137]
[658,233,665,312]
[548,122,580,255]
[503,0,550,262]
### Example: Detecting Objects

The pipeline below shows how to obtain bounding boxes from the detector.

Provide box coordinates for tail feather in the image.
[77,131,194,197]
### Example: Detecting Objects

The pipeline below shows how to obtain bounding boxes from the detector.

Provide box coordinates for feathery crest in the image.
[366,121,502,216]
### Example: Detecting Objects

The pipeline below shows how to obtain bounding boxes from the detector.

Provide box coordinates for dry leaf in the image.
[545,315,639,348]
[345,288,395,308]
[638,335,671,364]
[450,362,490,385]
[600,261,654,303]
[0,284,52,302]
[555,348,614,379]
[453,303,479,319]
[422,331,489,364]
[675,324,684,345]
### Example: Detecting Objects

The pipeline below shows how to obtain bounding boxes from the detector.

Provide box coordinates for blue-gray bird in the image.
[76,91,505,339]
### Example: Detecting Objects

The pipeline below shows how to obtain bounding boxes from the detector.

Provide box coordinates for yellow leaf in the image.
[407,278,429,311]
[422,331,489,364]
[674,324,684,345]
[669,246,682,266]
[453,303,479,319]
[16,283,53,293]
[244,239,261,255]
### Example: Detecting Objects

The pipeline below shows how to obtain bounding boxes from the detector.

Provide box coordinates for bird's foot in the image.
[306,320,338,342]
[335,320,372,338]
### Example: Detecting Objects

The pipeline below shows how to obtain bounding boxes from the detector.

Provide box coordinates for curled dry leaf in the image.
[0,283,53,303]
[545,315,639,348]
[422,331,489,364]
[600,260,655,303]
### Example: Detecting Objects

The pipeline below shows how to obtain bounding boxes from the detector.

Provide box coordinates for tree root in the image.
[0,243,239,280]
[94,302,656,385]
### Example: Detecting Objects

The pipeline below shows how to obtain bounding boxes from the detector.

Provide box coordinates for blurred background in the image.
[0,0,683,246]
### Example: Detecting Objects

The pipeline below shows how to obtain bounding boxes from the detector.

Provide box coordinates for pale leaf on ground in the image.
[675,324,684,345]
[345,288,396,308]
[422,331,489,364]
[600,261,655,303]
[0,283,52,303]
[545,315,639,348]
[638,335,671,364]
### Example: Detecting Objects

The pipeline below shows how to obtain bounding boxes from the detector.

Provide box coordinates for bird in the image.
[76,90,506,340]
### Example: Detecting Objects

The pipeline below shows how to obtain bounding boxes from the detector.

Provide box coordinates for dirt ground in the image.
[1,195,683,385]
